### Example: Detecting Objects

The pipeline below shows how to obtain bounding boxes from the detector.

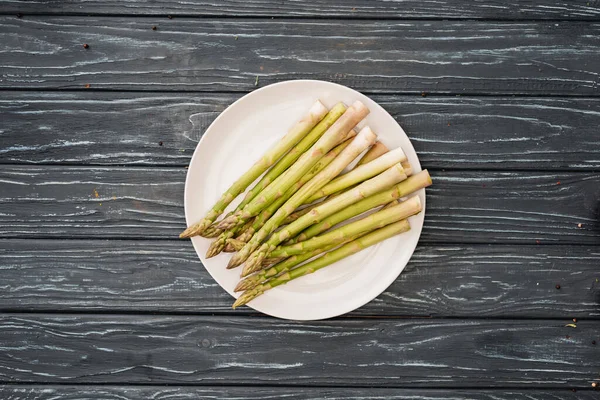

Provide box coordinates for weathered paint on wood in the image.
[0,386,595,400]
[2,17,600,94]
[3,0,600,20]
[2,92,600,170]
[1,240,598,318]
[2,2,600,394]
[0,315,598,386]
[0,166,598,243]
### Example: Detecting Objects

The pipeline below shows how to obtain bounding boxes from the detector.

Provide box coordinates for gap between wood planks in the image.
[0,310,596,321]
[3,88,600,98]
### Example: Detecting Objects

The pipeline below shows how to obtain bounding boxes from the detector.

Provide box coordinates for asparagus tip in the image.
[232,290,258,308]
[205,238,225,258]
[227,253,244,269]
[226,238,246,252]
[234,279,249,292]
[241,251,267,277]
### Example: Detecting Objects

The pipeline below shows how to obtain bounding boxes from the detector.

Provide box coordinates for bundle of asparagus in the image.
[181,100,433,309]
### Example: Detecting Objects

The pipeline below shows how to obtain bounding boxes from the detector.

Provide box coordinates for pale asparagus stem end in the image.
[402,161,413,176]
[357,141,389,166]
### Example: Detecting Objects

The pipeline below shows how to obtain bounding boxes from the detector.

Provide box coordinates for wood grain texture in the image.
[3,0,600,20]
[1,240,599,317]
[0,386,596,400]
[1,166,598,243]
[3,92,600,170]
[2,17,600,94]
[0,314,598,386]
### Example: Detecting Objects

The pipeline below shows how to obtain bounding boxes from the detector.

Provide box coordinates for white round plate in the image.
[185,80,425,320]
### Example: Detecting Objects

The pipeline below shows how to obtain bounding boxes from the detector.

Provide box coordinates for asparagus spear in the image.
[304,146,407,203]
[228,126,378,270]
[357,141,389,166]
[180,100,328,238]
[241,162,408,276]
[270,196,421,258]
[214,101,370,231]
[289,169,431,244]
[233,219,411,308]
[228,135,357,255]
[234,241,347,292]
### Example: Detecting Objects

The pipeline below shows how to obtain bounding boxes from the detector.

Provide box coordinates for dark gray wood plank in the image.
[1,240,599,318]
[0,315,598,386]
[2,92,600,170]
[0,166,598,243]
[1,17,600,95]
[0,386,594,400]
[3,0,600,20]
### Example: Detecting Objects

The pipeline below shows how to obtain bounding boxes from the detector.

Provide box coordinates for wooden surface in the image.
[2,17,600,95]
[1,1,599,399]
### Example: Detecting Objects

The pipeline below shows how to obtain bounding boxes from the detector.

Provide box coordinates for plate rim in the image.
[184,79,426,320]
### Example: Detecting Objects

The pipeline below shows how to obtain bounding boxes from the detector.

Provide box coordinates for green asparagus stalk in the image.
[234,240,348,292]
[240,162,408,276]
[304,146,407,203]
[180,100,328,238]
[270,196,421,258]
[228,126,377,270]
[289,169,431,244]
[357,141,389,166]
[214,101,370,231]
[233,219,411,308]
[228,136,357,257]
